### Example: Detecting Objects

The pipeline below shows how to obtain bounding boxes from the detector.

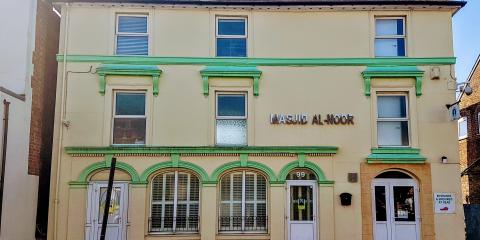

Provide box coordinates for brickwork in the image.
[460,56,480,204]
[29,0,60,237]
[360,163,434,240]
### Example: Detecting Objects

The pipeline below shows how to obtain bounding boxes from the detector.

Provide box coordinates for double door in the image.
[373,179,420,240]
[86,182,129,240]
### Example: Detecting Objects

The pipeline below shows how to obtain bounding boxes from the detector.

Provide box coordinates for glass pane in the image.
[98,187,121,224]
[152,175,163,201]
[217,94,246,117]
[377,96,407,118]
[163,204,174,231]
[216,119,247,146]
[116,35,148,55]
[245,173,255,201]
[176,204,187,230]
[458,118,467,139]
[113,118,146,144]
[257,176,266,201]
[115,92,146,115]
[218,19,246,35]
[164,173,175,201]
[221,174,231,201]
[190,176,200,201]
[216,38,247,57]
[376,18,404,36]
[393,186,416,222]
[375,38,405,57]
[375,186,387,221]
[188,204,199,230]
[232,173,243,201]
[150,204,162,230]
[290,185,313,221]
[118,16,148,33]
[177,173,188,201]
[377,121,409,146]
[286,169,317,180]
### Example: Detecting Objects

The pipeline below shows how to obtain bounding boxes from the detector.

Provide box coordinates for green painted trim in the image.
[96,64,162,96]
[362,66,425,96]
[68,181,88,188]
[65,146,339,155]
[200,66,262,96]
[366,148,426,164]
[139,160,210,184]
[278,160,332,184]
[240,153,248,167]
[76,161,142,184]
[58,55,456,66]
[211,161,277,182]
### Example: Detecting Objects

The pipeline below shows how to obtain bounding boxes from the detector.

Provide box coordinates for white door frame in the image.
[286,180,317,240]
[85,182,129,240]
[372,178,420,240]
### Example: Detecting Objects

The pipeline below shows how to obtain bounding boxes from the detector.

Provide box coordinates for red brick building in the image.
[459,54,480,204]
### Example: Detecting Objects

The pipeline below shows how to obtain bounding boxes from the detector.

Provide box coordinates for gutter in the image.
[0,100,10,233]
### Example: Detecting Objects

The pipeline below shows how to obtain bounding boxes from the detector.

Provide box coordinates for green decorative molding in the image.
[278,160,332,185]
[70,160,142,186]
[366,148,427,164]
[96,64,162,96]
[362,66,425,96]
[139,160,210,184]
[65,146,338,156]
[211,161,278,183]
[58,55,456,66]
[200,66,262,96]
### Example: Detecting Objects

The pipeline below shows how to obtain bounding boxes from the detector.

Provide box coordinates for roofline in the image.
[459,54,480,102]
[53,0,467,7]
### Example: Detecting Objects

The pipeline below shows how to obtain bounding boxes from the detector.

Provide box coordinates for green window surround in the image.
[200,66,262,96]
[366,148,426,164]
[96,64,162,96]
[361,66,424,96]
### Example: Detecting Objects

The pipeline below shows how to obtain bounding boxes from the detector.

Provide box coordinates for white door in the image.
[287,180,317,240]
[86,182,129,240]
[373,179,420,240]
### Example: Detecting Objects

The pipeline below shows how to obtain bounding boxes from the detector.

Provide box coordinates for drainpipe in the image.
[0,100,10,234]
[53,3,69,239]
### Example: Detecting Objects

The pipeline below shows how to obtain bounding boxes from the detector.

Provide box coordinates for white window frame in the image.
[219,171,268,233]
[477,112,480,134]
[215,16,248,57]
[458,117,468,140]
[149,171,200,234]
[374,16,406,57]
[215,92,248,146]
[112,91,147,145]
[376,93,410,147]
[115,14,149,55]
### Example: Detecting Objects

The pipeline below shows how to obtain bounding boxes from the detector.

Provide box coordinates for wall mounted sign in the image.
[447,103,460,121]
[434,192,455,214]
[270,113,354,125]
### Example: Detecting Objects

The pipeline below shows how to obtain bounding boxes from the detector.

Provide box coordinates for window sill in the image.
[146,233,200,240]
[366,147,426,164]
[216,233,270,240]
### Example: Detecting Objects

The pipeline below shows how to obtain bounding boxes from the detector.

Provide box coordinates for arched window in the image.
[219,170,267,232]
[286,168,317,181]
[150,171,199,233]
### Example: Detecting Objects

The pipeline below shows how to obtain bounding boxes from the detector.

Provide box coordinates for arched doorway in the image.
[286,168,317,240]
[372,170,420,240]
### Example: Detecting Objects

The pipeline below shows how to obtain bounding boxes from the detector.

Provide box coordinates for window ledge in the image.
[216,233,270,240]
[366,147,426,164]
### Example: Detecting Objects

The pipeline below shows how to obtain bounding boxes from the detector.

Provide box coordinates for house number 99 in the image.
[296,172,306,178]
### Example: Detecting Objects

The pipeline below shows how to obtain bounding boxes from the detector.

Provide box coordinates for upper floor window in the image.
[216,17,247,57]
[116,15,148,55]
[377,94,409,147]
[219,171,267,233]
[216,93,247,146]
[375,17,406,57]
[150,171,200,233]
[113,91,146,145]
[458,117,468,140]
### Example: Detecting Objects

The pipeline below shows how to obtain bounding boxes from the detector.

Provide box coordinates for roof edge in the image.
[52,0,467,7]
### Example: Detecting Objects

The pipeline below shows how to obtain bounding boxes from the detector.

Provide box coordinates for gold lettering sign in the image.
[270,114,354,125]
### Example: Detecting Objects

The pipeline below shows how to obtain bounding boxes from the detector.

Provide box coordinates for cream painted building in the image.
[49,1,467,240]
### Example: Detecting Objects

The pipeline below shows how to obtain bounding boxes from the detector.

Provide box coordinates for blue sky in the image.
[453,0,480,83]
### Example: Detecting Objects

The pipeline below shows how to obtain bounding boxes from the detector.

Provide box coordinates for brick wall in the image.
[29,0,59,237]
[460,57,480,204]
